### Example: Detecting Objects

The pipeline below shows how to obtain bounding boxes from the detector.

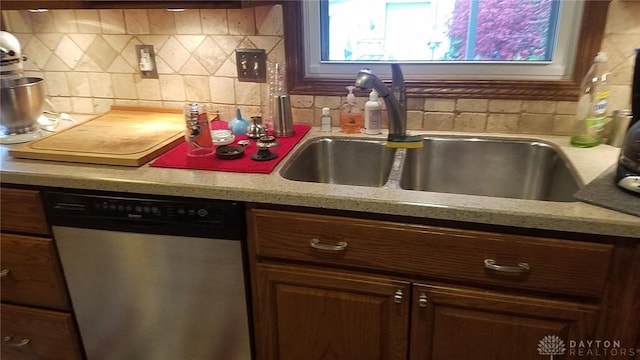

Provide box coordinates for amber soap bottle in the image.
[340,86,363,134]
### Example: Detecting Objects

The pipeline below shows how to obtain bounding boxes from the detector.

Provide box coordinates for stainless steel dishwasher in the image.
[44,190,252,360]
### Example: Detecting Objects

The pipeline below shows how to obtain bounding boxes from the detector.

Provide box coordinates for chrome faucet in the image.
[355,63,406,136]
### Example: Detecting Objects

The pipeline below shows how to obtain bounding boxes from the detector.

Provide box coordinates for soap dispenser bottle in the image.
[340,86,363,134]
[364,89,382,135]
[570,51,610,147]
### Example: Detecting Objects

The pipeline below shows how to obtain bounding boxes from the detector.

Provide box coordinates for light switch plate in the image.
[236,48,266,83]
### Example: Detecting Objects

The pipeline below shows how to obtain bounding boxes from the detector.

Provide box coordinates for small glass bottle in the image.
[321,107,332,132]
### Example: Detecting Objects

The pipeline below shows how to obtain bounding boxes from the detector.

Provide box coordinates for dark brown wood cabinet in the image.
[1,0,277,10]
[0,187,83,360]
[249,208,613,297]
[409,284,598,360]
[1,233,70,310]
[247,205,637,360]
[0,188,49,236]
[1,304,83,360]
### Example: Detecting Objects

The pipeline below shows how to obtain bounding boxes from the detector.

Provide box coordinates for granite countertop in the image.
[1,125,639,238]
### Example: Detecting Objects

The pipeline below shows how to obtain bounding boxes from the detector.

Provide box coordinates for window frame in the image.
[282,0,611,101]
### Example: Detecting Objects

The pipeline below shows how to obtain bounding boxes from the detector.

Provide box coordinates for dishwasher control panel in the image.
[89,197,216,221]
[44,191,245,239]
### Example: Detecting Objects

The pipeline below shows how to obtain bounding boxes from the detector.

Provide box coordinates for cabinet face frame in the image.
[0,186,83,360]
[254,264,411,360]
[246,205,637,360]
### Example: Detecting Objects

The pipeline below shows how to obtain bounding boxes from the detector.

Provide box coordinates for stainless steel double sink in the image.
[280,136,582,202]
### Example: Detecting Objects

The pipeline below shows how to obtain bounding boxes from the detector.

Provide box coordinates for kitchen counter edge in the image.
[1,128,638,238]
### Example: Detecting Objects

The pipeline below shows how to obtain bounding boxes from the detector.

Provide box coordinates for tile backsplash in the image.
[1,6,285,119]
[1,1,639,136]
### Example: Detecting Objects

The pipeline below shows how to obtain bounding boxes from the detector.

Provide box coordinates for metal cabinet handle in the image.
[394,290,403,304]
[418,293,429,307]
[3,336,30,347]
[484,259,530,273]
[310,239,348,251]
[0,269,9,277]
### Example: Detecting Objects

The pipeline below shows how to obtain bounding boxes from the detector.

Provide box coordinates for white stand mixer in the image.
[0,30,26,80]
[1,31,73,144]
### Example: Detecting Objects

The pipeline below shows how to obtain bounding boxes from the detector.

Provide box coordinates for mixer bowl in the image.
[1,77,45,135]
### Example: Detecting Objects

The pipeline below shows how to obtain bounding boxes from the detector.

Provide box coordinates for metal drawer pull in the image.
[0,269,9,277]
[310,239,348,251]
[484,259,530,273]
[394,290,403,304]
[3,336,30,347]
[418,293,429,307]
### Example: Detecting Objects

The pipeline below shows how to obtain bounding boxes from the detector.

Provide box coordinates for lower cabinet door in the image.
[255,263,410,360]
[410,283,599,360]
[1,304,83,360]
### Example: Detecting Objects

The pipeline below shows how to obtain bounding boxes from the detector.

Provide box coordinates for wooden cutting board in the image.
[9,106,186,166]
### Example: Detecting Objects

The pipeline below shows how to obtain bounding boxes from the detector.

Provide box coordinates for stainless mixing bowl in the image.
[1,77,45,135]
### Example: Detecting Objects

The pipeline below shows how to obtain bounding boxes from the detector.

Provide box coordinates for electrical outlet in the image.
[236,49,266,83]
[135,44,158,79]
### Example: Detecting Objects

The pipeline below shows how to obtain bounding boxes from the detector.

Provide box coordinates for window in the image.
[309,0,578,80]
[323,0,560,62]
[282,0,610,100]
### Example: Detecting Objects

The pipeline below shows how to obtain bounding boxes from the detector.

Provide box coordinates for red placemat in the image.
[150,124,311,174]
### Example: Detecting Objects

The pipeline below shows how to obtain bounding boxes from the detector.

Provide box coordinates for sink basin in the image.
[280,135,581,202]
[279,137,396,187]
[399,136,582,202]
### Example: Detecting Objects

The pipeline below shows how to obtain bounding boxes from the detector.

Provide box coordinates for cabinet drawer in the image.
[249,209,613,297]
[1,233,70,310]
[0,188,50,235]
[0,304,82,360]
